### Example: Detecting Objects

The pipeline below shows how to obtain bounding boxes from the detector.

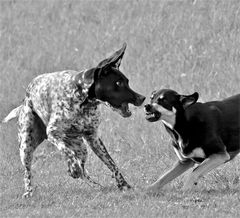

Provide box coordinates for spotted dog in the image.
[145,89,240,193]
[2,43,145,198]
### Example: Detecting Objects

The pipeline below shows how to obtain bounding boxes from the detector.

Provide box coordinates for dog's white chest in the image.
[170,130,206,162]
[173,145,206,162]
[172,136,188,161]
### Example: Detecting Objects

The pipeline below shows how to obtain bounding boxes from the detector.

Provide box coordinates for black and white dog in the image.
[2,43,145,198]
[145,89,240,192]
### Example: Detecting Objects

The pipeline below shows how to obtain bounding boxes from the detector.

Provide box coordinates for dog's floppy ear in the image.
[96,42,127,69]
[179,92,199,109]
[150,90,157,99]
[75,68,96,95]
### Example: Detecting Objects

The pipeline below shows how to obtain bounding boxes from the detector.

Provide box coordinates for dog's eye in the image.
[150,94,155,100]
[116,81,123,87]
[158,97,166,104]
[150,91,157,100]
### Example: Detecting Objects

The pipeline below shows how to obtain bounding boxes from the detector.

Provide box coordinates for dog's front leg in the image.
[183,152,230,191]
[146,160,194,194]
[84,134,131,190]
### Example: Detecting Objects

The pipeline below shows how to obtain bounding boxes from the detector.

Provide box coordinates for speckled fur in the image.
[7,70,130,197]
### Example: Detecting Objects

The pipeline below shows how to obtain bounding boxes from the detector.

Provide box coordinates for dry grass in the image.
[1,0,240,217]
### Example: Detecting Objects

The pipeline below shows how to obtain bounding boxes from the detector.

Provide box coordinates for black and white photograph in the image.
[0,0,240,217]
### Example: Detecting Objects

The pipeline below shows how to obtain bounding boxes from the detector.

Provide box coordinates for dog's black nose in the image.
[144,104,151,111]
[139,95,146,104]
[134,94,146,106]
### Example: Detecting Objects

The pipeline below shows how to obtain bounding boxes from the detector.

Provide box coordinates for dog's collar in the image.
[75,70,114,109]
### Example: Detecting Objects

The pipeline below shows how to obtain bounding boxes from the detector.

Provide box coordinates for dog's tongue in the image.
[145,113,156,120]
[121,102,131,117]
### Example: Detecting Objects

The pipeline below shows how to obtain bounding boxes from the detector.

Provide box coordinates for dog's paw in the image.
[144,185,162,196]
[118,181,132,191]
[22,191,33,199]
[68,164,84,179]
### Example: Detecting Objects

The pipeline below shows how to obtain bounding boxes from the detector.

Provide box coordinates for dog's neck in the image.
[163,110,189,144]
[79,82,101,108]
[87,82,96,99]
[161,116,176,129]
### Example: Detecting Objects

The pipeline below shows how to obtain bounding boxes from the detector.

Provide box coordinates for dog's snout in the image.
[139,95,146,104]
[145,104,152,111]
[134,94,146,106]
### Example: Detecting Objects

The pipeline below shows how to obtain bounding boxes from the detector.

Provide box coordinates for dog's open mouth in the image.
[145,111,161,122]
[118,102,132,117]
[105,102,132,118]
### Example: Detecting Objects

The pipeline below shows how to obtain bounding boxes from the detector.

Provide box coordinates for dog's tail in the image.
[2,105,22,123]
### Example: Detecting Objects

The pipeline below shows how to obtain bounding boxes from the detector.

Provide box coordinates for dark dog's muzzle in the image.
[134,94,146,106]
[144,104,161,122]
[144,104,152,112]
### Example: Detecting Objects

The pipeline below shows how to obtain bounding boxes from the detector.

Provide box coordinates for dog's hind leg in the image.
[183,152,230,191]
[18,99,46,198]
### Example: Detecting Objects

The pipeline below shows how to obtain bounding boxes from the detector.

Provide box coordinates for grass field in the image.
[1,0,240,217]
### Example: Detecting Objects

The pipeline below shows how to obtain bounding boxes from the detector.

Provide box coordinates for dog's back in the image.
[25,70,82,125]
[208,94,240,153]
[185,94,240,156]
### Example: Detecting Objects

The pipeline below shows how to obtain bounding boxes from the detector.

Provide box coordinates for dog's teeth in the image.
[146,113,155,118]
